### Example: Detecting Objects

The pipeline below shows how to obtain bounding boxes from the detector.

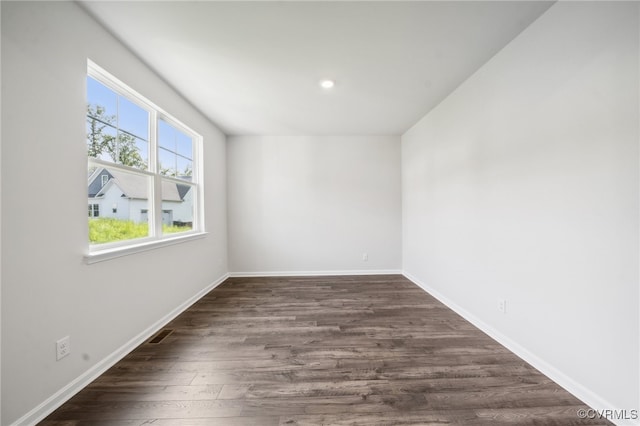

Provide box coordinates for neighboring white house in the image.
[88,167,193,226]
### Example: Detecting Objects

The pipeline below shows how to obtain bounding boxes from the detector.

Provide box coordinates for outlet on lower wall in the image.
[498,299,507,314]
[362,253,368,261]
[56,336,71,360]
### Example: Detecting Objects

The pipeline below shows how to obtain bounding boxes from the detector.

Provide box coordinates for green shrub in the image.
[89,218,191,244]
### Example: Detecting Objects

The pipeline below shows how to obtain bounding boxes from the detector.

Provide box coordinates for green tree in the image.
[160,165,173,176]
[87,105,115,158]
[159,163,192,178]
[87,104,146,168]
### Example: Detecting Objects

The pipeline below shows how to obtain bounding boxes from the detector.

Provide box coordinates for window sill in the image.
[85,232,208,264]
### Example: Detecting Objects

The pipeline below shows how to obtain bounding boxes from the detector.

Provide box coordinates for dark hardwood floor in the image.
[40,275,610,425]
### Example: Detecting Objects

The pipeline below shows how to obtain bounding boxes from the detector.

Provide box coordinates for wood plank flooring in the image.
[40,275,610,425]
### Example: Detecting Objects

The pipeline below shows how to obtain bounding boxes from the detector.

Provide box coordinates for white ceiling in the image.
[80,1,553,136]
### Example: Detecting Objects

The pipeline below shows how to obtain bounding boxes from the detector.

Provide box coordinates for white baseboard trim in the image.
[11,273,230,426]
[402,272,631,426]
[229,269,403,278]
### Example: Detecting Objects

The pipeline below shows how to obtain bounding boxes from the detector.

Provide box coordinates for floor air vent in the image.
[149,329,174,344]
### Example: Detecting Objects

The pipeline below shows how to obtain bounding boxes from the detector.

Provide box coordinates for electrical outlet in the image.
[498,299,507,314]
[56,336,71,360]
[362,253,368,261]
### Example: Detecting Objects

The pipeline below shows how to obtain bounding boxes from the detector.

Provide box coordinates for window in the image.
[86,61,203,255]
[88,204,100,218]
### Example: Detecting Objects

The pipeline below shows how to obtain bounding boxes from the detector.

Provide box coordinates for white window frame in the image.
[85,60,206,264]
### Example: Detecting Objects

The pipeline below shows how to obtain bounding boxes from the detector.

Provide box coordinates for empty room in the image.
[1,1,638,425]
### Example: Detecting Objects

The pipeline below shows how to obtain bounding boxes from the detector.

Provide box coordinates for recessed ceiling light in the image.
[319,79,335,89]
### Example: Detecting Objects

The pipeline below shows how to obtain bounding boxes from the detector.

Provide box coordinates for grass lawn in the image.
[89,218,191,244]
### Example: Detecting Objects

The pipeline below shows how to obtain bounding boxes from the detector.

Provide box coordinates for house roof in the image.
[88,168,113,198]
[92,168,189,202]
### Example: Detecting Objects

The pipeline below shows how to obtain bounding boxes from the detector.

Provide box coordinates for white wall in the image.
[402,1,639,418]
[1,2,228,424]
[0,2,3,420]
[228,135,401,274]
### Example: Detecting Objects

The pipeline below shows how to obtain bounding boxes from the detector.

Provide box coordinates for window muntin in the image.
[86,62,202,251]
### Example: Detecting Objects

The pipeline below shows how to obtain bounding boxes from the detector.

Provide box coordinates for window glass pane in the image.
[159,119,192,159]
[88,165,151,244]
[87,77,117,118]
[176,132,192,160]
[158,119,193,178]
[158,119,175,151]
[87,76,148,170]
[135,138,149,168]
[161,179,194,234]
[118,97,149,140]
[86,118,117,162]
[116,131,148,170]
[159,147,176,177]
[176,156,193,180]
